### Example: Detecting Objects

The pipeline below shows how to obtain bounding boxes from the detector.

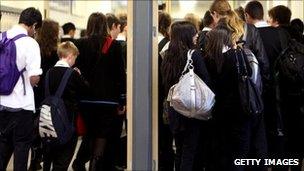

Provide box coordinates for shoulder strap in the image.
[1,32,7,40]
[45,70,51,97]
[234,48,249,76]
[0,32,27,42]
[55,68,73,97]
[12,34,27,42]
[158,37,169,53]
[181,49,195,75]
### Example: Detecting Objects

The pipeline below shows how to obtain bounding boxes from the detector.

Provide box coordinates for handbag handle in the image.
[181,49,195,76]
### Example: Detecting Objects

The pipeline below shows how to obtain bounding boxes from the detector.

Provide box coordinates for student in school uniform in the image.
[42,41,88,171]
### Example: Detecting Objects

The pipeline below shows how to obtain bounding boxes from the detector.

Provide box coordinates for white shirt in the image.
[158,32,170,59]
[254,21,270,28]
[116,33,126,41]
[202,27,212,32]
[0,25,42,112]
[158,33,165,44]
[61,35,72,39]
[55,60,70,68]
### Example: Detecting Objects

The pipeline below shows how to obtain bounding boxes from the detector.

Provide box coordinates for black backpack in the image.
[39,68,74,145]
[235,48,264,115]
[275,39,304,93]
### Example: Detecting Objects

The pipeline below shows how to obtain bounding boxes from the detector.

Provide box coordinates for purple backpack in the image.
[0,32,27,95]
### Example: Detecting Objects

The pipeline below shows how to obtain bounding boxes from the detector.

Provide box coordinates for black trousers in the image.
[0,110,35,171]
[43,134,78,171]
[212,112,268,171]
[158,103,174,171]
[168,107,209,171]
[280,96,304,171]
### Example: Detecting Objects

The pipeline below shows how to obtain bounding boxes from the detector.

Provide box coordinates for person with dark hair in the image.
[268,5,304,171]
[157,11,174,171]
[158,11,171,57]
[245,1,286,171]
[161,21,211,171]
[105,12,128,170]
[158,11,171,41]
[0,7,42,170]
[61,22,76,43]
[268,5,304,44]
[117,13,127,36]
[268,5,291,27]
[74,12,126,171]
[27,19,60,171]
[158,3,166,11]
[198,10,216,53]
[291,18,304,36]
[106,13,121,40]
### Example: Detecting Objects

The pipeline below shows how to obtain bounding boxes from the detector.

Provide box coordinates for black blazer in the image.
[47,67,88,121]
[206,49,250,119]
[243,24,270,84]
[75,36,126,105]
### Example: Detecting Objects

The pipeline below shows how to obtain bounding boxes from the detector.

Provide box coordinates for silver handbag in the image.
[167,50,215,120]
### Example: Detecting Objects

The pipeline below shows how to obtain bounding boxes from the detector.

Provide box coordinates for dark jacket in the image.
[198,30,209,53]
[47,67,88,121]
[206,48,250,119]
[75,36,126,105]
[243,24,270,85]
[256,26,284,135]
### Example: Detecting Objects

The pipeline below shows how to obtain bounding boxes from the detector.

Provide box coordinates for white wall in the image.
[0,0,113,35]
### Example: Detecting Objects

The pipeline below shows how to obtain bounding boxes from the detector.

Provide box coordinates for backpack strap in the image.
[158,37,169,53]
[1,32,27,42]
[12,34,27,42]
[1,32,7,40]
[45,70,51,97]
[13,33,27,95]
[55,68,73,97]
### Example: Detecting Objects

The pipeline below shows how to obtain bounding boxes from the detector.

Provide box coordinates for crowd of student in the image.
[0,7,127,171]
[0,0,304,171]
